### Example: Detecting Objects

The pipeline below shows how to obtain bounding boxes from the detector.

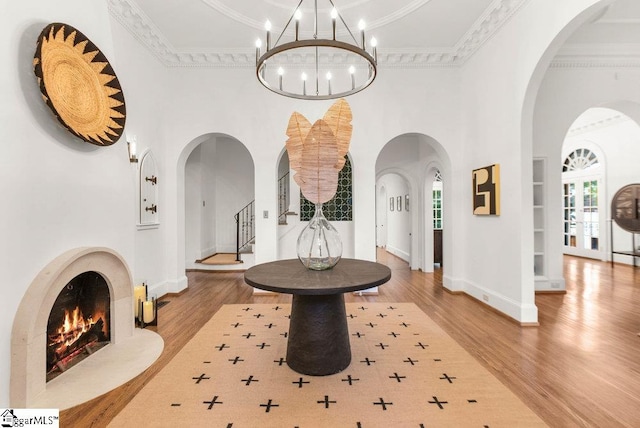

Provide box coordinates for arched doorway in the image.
[182,133,255,269]
[375,133,452,272]
[561,107,640,262]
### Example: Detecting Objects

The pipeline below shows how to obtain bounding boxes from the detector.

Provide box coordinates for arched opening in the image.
[522,0,625,291]
[181,133,255,270]
[375,133,452,273]
[561,107,640,263]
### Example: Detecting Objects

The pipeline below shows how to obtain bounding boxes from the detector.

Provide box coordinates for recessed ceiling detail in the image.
[201,0,432,31]
[113,0,605,69]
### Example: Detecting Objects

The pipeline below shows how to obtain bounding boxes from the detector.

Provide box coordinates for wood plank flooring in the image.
[60,252,640,427]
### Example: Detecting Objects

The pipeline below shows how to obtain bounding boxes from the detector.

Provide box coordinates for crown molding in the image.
[451,0,530,63]
[551,43,640,68]
[567,113,630,137]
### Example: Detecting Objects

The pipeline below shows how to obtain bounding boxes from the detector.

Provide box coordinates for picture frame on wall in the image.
[389,197,394,211]
[472,163,500,215]
[405,194,410,212]
[397,195,402,212]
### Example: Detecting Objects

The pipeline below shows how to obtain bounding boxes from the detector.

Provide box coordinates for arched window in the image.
[562,148,599,172]
[300,155,352,221]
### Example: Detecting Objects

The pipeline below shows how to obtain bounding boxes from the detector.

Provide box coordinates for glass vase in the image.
[297,203,342,270]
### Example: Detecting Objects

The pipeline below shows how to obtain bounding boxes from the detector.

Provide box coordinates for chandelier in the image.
[255,0,378,100]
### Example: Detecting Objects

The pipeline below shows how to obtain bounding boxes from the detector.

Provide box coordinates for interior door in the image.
[563,178,603,259]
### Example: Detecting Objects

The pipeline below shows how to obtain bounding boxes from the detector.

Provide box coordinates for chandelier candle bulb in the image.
[278,67,284,90]
[326,72,332,95]
[331,8,337,40]
[349,65,355,89]
[359,20,366,49]
[255,39,262,64]
[302,72,307,95]
[265,20,272,50]
[295,10,302,41]
[371,37,378,61]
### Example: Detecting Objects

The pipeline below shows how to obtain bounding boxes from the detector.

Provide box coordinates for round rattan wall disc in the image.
[33,23,126,146]
[611,184,640,233]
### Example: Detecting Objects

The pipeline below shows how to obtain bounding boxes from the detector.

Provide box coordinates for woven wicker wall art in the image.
[33,23,126,146]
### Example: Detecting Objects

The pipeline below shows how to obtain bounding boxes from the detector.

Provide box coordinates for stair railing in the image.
[278,172,290,224]
[235,200,255,262]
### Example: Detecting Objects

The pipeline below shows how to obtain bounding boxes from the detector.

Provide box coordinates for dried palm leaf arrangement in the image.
[285,99,352,270]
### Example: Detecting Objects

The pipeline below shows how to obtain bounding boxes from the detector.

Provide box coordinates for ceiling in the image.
[108,0,640,67]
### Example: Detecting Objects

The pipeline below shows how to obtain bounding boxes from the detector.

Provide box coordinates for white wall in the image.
[185,144,204,262]
[1,1,138,405]
[214,138,255,253]
[200,141,218,256]
[377,174,411,262]
[108,9,171,297]
[457,0,610,322]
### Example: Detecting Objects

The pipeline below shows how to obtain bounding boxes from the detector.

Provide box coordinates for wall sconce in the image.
[127,136,138,163]
[145,204,157,214]
[145,175,157,185]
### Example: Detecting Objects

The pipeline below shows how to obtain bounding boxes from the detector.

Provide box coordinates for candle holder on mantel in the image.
[133,282,157,328]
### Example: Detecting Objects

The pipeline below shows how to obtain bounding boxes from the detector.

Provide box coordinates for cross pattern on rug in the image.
[109,303,546,427]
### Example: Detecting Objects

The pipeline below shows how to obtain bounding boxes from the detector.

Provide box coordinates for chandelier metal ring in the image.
[255,0,378,100]
[256,39,377,100]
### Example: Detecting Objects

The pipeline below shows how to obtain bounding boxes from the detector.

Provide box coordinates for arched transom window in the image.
[562,148,599,172]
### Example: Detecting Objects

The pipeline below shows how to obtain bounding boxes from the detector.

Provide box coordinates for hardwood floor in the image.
[60,252,640,427]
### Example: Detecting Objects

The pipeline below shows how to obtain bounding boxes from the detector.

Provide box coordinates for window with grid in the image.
[300,155,352,221]
[433,170,443,229]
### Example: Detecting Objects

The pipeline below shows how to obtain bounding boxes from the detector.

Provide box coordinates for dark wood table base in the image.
[244,259,391,376]
[287,294,351,376]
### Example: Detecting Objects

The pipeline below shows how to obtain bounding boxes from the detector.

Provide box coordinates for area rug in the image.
[109,303,546,427]
[198,253,242,265]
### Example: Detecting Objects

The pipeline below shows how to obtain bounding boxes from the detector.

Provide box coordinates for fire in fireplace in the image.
[46,271,111,382]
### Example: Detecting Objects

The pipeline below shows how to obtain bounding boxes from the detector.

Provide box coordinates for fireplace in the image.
[46,271,111,382]
[11,247,163,409]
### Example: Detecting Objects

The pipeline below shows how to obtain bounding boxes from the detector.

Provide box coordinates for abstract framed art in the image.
[472,164,500,215]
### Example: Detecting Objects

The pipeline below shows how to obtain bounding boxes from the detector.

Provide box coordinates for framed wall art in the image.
[397,196,402,212]
[405,194,410,212]
[472,164,500,215]
[389,197,394,211]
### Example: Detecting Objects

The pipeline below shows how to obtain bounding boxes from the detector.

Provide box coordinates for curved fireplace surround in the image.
[11,247,163,409]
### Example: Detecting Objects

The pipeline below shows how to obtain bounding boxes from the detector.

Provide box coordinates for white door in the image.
[563,178,603,259]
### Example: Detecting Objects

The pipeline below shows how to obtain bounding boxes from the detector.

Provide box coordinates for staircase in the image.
[193,173,295,271]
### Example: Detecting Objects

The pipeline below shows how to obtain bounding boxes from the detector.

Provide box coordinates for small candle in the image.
[143,300,155,324]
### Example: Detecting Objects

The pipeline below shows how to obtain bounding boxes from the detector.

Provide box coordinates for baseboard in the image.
[443,274,464,293]
[385,245,410,263]
[461,279,539,325]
